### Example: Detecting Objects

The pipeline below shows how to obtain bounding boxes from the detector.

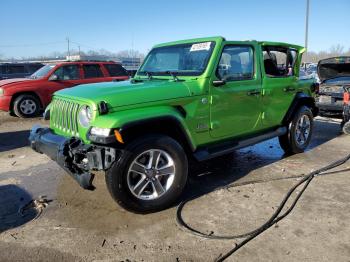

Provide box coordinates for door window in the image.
[217,46,254,81]
[263,47,297,77]
[27,64,44,74]
[83,64,103,78]
[8,65,26,74]
[104,64,128,76]
[53,65,79,80]
[0,65,6,74]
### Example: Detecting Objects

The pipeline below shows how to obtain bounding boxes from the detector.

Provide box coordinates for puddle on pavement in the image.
[0,185,38,233]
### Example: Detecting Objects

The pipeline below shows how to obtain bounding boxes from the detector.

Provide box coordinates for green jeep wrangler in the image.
[29,37,318,213]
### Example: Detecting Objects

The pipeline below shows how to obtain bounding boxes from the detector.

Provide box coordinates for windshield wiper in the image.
[155,71,184,82]
[137,70,184,81]
[144,71,153,80]
[166,71,181,82]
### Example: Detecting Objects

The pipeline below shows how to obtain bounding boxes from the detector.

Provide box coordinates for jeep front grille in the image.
[51,98,80,137]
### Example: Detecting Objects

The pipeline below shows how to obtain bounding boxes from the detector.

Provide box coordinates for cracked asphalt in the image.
[0,111,349,262]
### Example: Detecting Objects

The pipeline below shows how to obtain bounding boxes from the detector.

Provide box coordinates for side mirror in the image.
[49,74,59,81]
[212,79,226,87]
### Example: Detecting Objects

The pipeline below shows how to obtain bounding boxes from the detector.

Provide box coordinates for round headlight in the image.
[78,105,93,127]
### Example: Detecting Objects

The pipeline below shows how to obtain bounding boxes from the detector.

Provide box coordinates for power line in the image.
[0,41,65,48]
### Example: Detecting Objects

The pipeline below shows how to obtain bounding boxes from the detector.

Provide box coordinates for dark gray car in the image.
[0,63,44,80]
[316,57,350,117]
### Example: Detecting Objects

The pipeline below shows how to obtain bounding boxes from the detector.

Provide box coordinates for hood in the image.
[318,57,350,82]
[0,78,34,87]
[55,79,194,109]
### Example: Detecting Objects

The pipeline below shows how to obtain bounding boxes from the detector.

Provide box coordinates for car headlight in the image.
[90,127,111,137]
[0,88,3,96]
[78,105,93,127]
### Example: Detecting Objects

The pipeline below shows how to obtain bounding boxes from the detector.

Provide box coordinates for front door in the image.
[210,44,263,139]
[46,64,82,100]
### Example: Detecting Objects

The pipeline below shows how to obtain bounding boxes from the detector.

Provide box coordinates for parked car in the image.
[127,69,137,77]
[305,64,320,82]
[0,61,129,117]
[29,37,317,213]
[0,62,44,80]
[316,56,350,117]
[343,86,350,134]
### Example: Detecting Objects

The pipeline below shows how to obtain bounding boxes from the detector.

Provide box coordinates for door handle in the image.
[247,90,261,96]
[284,86,296,92]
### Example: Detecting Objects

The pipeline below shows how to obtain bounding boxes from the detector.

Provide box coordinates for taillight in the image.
[311,83,319,94]
[344,92,350,105]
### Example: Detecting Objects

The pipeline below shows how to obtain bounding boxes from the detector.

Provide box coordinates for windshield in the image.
[30,64,56,79]
[324,76,350,84]
[138,41,215,76]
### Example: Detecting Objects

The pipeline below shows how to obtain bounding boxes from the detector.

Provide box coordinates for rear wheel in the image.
[13,94,41,118]
[279,106,314,154]
[105,135,188,213]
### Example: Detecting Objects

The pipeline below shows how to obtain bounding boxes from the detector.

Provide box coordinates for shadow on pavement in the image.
[179,118,342,204]
[0,130,29,152]
[0,185,37,234]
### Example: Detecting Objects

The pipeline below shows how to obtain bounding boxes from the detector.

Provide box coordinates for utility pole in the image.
[78,45,81,57]
[66,37,70,58]
[305,0,310,50]
[131,33,134,69]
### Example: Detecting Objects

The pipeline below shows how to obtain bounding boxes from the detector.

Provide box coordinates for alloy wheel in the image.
[127,149,176,200]
[19,99,37,115]
[295,114,311,146]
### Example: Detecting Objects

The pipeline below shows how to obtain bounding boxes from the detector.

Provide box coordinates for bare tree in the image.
[303,45,350,63]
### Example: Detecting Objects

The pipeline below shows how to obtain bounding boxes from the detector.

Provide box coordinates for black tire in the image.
[13,94,41,118]
[343,121,350,135]
[106,134,188,213]
[279,106,314,154]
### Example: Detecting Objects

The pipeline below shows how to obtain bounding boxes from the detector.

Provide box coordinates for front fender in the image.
[91,106,196,150]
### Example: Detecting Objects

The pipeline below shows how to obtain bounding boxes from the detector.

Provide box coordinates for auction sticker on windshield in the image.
[190,42,211,52]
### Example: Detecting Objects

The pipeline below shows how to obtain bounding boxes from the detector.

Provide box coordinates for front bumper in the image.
[29,125,119,190]
[0,95,11,111]
[316,94,343,115]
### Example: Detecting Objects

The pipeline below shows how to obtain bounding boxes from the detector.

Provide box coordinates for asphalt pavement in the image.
[0,112,349,262]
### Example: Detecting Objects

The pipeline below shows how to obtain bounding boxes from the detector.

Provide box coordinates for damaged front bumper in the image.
[29,125,119,190]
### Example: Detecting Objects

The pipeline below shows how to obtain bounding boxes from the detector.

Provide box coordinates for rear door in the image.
[261,45,299,127]
[209,42,263,138]
[7,64,27,78]
[103,63,129,81]
[81,64,106,84]
[0,65,6,79]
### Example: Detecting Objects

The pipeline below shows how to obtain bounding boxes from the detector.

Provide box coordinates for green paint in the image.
[49,36,315,149]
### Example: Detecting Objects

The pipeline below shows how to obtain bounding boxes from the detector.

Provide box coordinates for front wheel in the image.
[105,135,188,213]
[343,121,350,135]
[279,106,314,154]
[13,94,41,118]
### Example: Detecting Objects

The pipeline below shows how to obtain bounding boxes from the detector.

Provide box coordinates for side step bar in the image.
[194,127,287,161]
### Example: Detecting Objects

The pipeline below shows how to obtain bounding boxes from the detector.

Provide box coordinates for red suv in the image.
[0,61,129,117]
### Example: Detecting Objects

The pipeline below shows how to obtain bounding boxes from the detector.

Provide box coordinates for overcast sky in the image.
[1,0,349,58]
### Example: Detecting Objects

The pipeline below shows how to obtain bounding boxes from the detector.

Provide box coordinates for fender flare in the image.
[118,115,196,152]
[282,92,318,124]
